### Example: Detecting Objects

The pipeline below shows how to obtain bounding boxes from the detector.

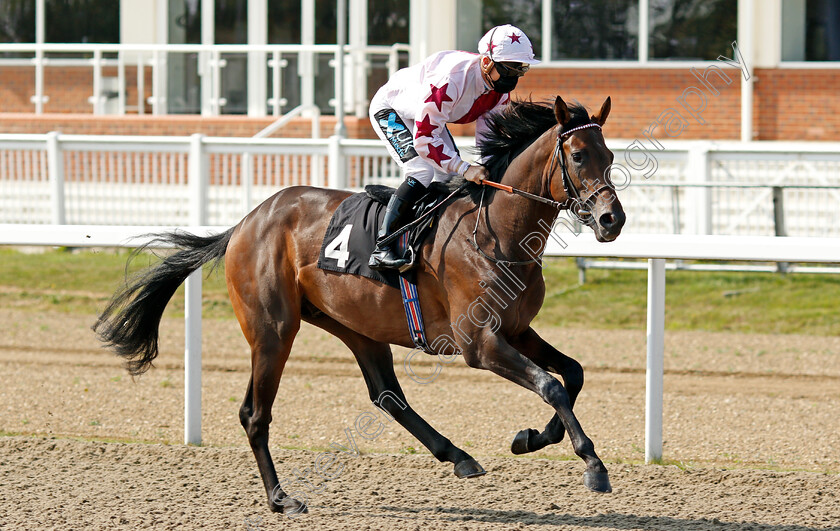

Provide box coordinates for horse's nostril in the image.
[598,210,626,233]
[599,213,615,228]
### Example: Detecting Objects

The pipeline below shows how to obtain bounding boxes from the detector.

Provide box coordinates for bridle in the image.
[549,122,614,220]
[470,121,614,266]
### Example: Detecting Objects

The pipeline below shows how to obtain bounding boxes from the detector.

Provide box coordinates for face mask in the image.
[491,75,519,93]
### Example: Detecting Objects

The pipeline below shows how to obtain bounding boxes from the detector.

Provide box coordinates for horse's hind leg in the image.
[237,319,308,514]
[306,314,484,478]
[509,327,584,454]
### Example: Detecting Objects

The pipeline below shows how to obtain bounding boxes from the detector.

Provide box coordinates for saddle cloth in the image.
[316,185,441,289]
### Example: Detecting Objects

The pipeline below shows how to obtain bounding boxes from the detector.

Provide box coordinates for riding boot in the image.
[369,194,415,271]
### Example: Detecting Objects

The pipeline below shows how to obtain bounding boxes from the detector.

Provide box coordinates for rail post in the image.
[685,143,711,235]
[31,0,47,114]
[328,135,347,189]
[89,49,104,115]
[645,258,666,463]
[46,132,66,225]
[773,186,788,273]
[185,133,208,445]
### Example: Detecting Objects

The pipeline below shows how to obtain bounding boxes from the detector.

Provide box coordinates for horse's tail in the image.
[93,228,235,376]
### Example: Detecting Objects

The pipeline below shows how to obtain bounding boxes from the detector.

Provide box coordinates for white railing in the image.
[542,233,840,463]
[0,42,410,117]
[2,134,839,240]
[3,224,838,459]
[609,140,840,238]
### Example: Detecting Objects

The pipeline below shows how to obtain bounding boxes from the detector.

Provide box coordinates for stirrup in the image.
[369,246,409,271]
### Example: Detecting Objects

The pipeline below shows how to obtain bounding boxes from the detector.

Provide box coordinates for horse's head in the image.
[548,96,626,242]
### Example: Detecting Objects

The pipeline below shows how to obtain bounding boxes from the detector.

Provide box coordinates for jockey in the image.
[368,24,539,271]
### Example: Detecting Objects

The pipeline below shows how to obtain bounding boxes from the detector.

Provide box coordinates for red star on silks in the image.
[487,41,496,54]
[509,32,521,44]
[426,143,451,167]
[415,114,436,138]
[424,83,452,111]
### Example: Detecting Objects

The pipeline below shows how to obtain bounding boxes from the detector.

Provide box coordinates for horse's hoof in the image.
[511,428,539,455]
[583,469,612,493]
[270,495,308,515]
[454,458,486,478]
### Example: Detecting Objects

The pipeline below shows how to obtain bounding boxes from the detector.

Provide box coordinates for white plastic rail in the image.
[2,226,839,458]
[544,233,840,462]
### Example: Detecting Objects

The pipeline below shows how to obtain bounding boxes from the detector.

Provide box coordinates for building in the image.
[1,0,838,142]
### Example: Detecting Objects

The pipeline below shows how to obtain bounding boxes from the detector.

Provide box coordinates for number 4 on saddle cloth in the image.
[317,184,448,352]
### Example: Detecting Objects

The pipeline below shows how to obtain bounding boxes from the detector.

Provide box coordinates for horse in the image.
[94,95,626,514]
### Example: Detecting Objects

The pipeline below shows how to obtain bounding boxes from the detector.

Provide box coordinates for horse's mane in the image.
[430,99,593,200]
[480,99,592,182]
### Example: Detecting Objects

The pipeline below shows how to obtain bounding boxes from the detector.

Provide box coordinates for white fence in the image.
[3,224,838,460]
[2,134,839,240]
[0,133,404,226]
[613,141,840,238]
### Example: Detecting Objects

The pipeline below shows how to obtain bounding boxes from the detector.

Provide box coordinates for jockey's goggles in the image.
[493,61,530,77]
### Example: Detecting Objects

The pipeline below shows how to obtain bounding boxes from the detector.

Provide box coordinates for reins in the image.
[469,121,609,266]
[468,185,543,267]
[481,179,563,209]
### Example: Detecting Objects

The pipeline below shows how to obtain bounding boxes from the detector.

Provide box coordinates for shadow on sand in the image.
[374,505,838,531]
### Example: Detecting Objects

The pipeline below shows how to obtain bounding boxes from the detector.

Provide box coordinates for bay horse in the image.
[94,96,626,514]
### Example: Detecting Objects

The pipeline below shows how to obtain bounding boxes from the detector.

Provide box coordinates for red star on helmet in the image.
[415,114,436,138]
[509,32,521,44]
[426,143,451,167]
[487,41,496,54]
[424,83,453,111]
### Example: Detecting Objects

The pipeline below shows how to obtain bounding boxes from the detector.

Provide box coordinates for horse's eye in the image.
[572,152,583,163]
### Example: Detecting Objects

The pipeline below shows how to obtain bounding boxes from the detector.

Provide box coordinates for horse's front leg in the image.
[461,330,611,493]
[508,327,584,454]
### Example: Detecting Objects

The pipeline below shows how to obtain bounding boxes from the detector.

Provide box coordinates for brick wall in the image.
[510,67,743,141]
[0,65,153,114]
[753,69,840,141]
[2,66,840,141]
[0,113,378,139]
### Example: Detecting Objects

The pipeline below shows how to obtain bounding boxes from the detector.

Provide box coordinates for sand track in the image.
[1,309,839,530]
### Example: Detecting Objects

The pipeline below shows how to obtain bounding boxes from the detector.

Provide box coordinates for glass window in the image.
[169,0,201,44]
[215,0,247,44]
[45,0,118,43]
[367,1,410,107]
[552,0,637,60]
[368,0,409,45]
[782,0,840,61]
[267,0,343,114]
[649,0,737,61]
[314,0,337,113]
[268,0,302,113]
[216,0,248,114]
[0,0,35,43]
[0,0,35,59]
[484,0,542,58]
[268,0,301,43]
[168,0,201,114]
[456,0,542,58]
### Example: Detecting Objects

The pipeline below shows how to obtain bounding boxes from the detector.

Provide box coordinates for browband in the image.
[560,122,601,139]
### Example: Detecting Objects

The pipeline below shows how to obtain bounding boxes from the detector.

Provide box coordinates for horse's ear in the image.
[592,96,611,126]
[554,96,570,126]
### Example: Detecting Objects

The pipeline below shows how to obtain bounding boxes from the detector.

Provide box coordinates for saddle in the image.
[316,183,452,290]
